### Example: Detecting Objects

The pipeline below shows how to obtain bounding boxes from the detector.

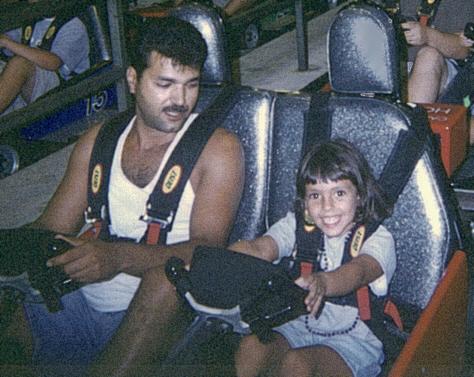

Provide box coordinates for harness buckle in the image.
[84,205,106,224]
[139,211,174,230]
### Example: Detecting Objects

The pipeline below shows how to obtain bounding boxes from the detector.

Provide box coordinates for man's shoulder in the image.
[206,127,243,157]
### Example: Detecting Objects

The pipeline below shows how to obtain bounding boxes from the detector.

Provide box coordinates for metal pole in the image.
[295,0,308,71]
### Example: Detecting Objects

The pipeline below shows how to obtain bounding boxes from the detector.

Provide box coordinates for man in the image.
[5,16,244,377]
[0,0,90,115]
[400,0,474,103]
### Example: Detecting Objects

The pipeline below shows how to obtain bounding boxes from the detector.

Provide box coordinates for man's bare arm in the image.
[48,128,245,283]
[33,124,102,234]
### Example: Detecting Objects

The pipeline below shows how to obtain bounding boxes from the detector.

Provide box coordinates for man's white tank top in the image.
[81,114,197,312]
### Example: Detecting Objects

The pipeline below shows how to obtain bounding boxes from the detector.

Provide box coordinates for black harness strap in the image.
[378,126,426,207]
[85,109,135,238]
[417,0,442,26]
[303,92,332,157]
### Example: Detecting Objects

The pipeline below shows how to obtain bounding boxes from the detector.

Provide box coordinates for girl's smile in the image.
[305,179,359,238]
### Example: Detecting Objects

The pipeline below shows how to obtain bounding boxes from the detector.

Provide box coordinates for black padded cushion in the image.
[328,2,401,95]
[171,4,231,85]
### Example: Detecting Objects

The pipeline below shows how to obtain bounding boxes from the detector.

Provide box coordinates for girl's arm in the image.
[229,212,297,262]
[296,254,383,316]
[228,235,279,262]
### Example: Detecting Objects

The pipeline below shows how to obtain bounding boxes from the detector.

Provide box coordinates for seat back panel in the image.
[222,88,275,243]
[267,92,310,227]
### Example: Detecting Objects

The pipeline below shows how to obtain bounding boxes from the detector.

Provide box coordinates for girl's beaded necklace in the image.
[303,227,360,337]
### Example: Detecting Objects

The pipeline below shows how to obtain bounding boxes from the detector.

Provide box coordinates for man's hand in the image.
[460,33,474,47]
[402,21,429,46]
[295,273,327,316]
[47,235,122,284]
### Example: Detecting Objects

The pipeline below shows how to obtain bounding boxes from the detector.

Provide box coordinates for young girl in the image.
[230,139,396,377]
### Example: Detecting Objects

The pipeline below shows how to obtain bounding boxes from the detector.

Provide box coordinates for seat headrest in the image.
[171,4,232,85]
[328,2,401,96]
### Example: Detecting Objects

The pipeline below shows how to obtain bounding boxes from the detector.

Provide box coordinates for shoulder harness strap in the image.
[417,0,442,26]
[85,109,135,239]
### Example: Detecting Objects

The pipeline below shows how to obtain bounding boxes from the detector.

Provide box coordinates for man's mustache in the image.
[163,104,188,114]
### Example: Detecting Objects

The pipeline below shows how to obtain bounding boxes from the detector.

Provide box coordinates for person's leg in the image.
[1,289,120,377]
[0,55,36,114]
[277,345,353,377]
[408,46,448,103]
[1,305,34,366]
[223,0,258,16]
[234,333,290,377]
[88,267,191,377]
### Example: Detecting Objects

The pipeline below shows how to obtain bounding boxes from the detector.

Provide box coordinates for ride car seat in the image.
[269,2,470,375]
[170,3,273,242]
[170,3,232,86]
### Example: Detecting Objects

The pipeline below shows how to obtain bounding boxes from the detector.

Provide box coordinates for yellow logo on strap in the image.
[23,26,32,42]
[91,164,103,195]
[304,223,317,233]
[350,225,366,258]
[45,26,56,40]
[162,165,182,194]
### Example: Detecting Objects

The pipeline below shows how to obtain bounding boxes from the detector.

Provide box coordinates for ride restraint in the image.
[84,85,238,246]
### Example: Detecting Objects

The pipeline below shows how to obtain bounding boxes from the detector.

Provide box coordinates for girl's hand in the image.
[295,273,327,316]
[401,21,428,46]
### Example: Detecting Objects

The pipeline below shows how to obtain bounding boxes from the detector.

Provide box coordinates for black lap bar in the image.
[0,227,78,312]
[166,246,308,341]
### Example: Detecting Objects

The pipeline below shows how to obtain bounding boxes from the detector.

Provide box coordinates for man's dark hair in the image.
[296,138,393,224]
[130,16,208,77]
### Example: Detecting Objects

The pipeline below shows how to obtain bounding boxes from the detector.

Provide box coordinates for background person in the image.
[0,1,89,115]
[400,0,474,103]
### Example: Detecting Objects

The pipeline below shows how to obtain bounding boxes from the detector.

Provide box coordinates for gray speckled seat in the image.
[325,0,467,316]
[169,2,469,373]
[267,3,470,374]
[171,3,231,86]
[269,0,466,332]
[171,4,274,244]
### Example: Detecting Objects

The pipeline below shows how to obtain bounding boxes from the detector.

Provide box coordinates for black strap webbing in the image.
[302,92,332,158]
[87,109,135,224]
[143,84,239,244]
[417,0,442,26]
[378,130,425,207]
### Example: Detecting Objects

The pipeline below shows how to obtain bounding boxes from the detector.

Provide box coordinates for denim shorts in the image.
[274,314,384,377]
[24,289,125,374]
